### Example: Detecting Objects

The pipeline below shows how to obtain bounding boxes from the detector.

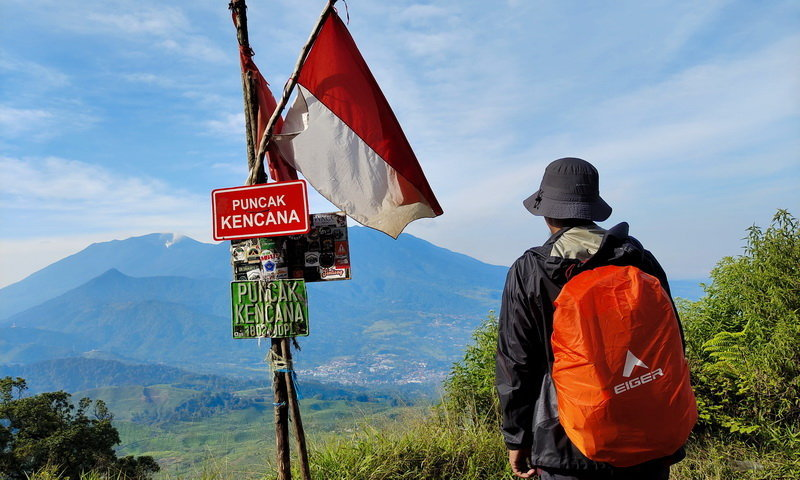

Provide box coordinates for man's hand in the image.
[508,448,537,478]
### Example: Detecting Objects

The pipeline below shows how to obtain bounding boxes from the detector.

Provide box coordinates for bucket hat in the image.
[523,157,612,221]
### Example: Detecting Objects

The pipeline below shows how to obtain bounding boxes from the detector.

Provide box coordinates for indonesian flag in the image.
[276,11,443,238]
[237,47,297,182]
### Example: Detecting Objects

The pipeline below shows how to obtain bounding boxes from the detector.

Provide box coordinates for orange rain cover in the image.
[551,265,697,467]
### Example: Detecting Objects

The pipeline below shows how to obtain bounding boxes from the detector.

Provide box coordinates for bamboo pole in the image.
[282,338,312,480]
[246,0,338,185]
[230,2,290,479]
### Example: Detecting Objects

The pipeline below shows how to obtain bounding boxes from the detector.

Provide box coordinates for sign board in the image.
[212,181,310,241]
[230,212,351,282]
[231,280,309,339]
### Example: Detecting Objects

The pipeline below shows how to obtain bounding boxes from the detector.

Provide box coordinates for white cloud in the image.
[23,0,228,65]
[0,107,54,138]
[84,7,189,36]
[397,4,450,25]
[121,72,175,88]
[0,52,70,89]
[204,112,245,140]
[0,104,98,141]
[1,0,798,284]
[0,155,210,243]
[406,32,800,278]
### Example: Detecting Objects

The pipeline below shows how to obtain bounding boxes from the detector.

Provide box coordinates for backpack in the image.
[551,265,697,467]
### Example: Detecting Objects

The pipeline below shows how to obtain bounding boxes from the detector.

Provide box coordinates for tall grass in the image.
[308,408,511,480]
[308,414,799,480]
[23,408,800,480]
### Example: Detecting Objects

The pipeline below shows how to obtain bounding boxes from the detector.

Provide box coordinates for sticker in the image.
[320,266,348,280]
[229,212,351,283]
[305,251,320,267]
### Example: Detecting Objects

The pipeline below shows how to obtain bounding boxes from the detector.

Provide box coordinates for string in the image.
[267,349,304,402]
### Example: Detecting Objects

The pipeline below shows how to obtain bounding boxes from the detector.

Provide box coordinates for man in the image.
[495,157,685,480]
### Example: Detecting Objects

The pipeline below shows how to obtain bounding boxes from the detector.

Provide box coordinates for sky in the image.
[1,0,798,288]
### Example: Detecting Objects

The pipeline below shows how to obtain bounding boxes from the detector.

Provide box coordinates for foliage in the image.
[0,377,159,480]
[440,311,500,424]
[309,409,512,480]
[672,434,800,480]
[680,210,800,448]
[130,391,259,424]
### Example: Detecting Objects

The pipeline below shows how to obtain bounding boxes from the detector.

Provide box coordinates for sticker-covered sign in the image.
[231,280,309,339]
[230,212,351,283]
[212,181,310,241]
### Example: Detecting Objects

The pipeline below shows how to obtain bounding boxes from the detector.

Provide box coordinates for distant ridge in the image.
[0,233,229,319]
[0,228,702,386]
[0,228,507,384]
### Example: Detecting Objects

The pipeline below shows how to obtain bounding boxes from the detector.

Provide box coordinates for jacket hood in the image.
[536,223,646,282]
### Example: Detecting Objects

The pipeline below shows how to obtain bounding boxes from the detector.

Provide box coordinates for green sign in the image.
[231,280,309,339]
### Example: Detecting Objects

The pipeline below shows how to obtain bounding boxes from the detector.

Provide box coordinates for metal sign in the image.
[230,212,351,282]
[231,280,309,339]
[212,181,311,241]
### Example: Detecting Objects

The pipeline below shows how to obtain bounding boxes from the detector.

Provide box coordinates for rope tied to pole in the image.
[268,349,304,400]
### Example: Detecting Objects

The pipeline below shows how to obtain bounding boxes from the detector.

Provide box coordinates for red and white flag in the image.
[276,11,443,238]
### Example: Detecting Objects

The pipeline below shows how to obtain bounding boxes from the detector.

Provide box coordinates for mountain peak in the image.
[108,232,197,248]
[163,233,186,248]
[97,268,126,279]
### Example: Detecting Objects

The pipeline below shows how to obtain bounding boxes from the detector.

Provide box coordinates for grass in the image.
[20,393,800,480]
[309,412,511,480]
[23,409,800,480]
[112,397,399,479]
[673,434,800,480]
[306,408,800,480]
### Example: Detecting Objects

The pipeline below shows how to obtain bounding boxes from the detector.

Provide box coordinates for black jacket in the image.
[495,223,685,472]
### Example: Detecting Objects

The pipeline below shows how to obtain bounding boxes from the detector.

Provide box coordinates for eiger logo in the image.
[614,350,664,395]
[622,350,648,378]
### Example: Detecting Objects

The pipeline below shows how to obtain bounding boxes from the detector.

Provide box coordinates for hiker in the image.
[495,157,695,480]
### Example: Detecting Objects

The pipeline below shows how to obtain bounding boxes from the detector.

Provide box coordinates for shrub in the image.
[680,210,800,448]
[0,377,159,480]
[440,311,500,425]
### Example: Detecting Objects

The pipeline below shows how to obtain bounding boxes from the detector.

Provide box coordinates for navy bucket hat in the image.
[523,157,612,221]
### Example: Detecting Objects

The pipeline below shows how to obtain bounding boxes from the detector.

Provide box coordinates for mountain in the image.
[0,228,703,385]
[0,233,230,319]
[1,228,507,383]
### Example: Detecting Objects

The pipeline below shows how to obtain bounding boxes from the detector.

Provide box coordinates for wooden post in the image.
[230,1,290,479]
[271,341,292,480]
[282,338,312,480]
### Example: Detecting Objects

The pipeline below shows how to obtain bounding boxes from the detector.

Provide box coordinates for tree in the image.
[0,377,159,480]
[680,209,800,448]
[442,312,500,424]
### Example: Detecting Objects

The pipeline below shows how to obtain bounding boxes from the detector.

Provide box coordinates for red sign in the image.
[212,181,310,241]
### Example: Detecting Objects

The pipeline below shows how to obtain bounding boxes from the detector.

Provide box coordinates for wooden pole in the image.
[282,338,312,480]
[230,2,290,479]
[247,0,338,185]
[271,342,292,480]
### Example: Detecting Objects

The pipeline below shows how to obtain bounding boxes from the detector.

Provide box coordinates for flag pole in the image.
[247,0,338,185]
[230,1,291,479]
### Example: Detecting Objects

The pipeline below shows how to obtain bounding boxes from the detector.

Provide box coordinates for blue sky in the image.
[1,0,798,287]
